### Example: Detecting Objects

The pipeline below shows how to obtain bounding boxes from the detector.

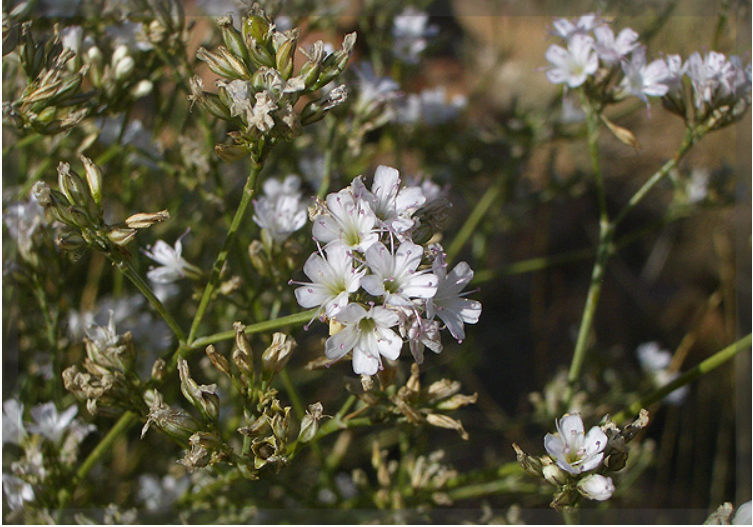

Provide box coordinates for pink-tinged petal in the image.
[578,452,604,473]
[400,273,438,299]
[558,414,585,438]
[361,275,387,297]
[584,426,608,456]
[325,326,359,360]
[376,327,403,360]
[544,432,566,459]
[335,303,368,324]
[302,253,327,280]
[394,241,423,273]
[437,308,466,341]
[370,306,400,327]
[352,348,379,375]
[312,215,340,243]
[294,284,330,308]
[395,186,425,212]
[545,44,569,68]
[325,291,350,317]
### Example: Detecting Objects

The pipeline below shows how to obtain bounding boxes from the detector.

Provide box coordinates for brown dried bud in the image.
[426,414,469,440]
[205,345,232,378]
[261,332,296,379]
[125,209,170,229]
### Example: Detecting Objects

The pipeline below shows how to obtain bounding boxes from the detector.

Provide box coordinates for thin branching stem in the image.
[187,161,264,345]
[611,333,752,423]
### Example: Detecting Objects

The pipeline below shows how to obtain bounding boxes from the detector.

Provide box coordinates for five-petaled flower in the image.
[544,414,608,474]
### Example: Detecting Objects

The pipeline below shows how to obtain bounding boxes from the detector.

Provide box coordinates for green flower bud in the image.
[79,155,102,206]
[261,332,296,379]
[243,16,270,47]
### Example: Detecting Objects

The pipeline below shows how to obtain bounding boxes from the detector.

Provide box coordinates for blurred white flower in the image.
[544,414,607,474]
[142,230,200,284]
[397,87,467,126]
[636,342,688,405]
[26,402,82,445]
[353,63,401,118]
[551,14,604,41]
[545,34,598,88]
[733,501,752,525]
[619,47,670,104]
[593,25,639,65]
[392,7,438,65]
[2,474,34,511]
[253,175,309,243]
[577,474,615,501]
[137,474,190,510]
[325,304,402,375]
[2,400,27,446]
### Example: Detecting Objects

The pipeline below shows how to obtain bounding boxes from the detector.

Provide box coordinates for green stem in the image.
[74,412,138,486]
[115,259,186,344]
[187,162,264,345]
[317,121,338,199]
[581,92,608,224]
[562,507,580,525]
[187,309,317,351]
[447,177,505,262]
[612,126,699,227]
[611,333,751,423]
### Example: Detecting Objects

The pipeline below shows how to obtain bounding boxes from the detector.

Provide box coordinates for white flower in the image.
[142,231,198,284]
[312,188,379,252]
[2,400,27,445]
[325,304,402,375]
[353,63,401,117]
[661,54,686,95]
[397,87,467,126]
[551,14,604,41]
[593,25,639,65]
[351,165,426,233]
[636,341,671,371]
[619,47,670,103]
[733,501,752,525]
[292,244,365,318]
[544,414,607,474]
[426,251,481,343]
[400,314,443,364]
[60,26,85,53]
[2,474,35,511]
[577,474,615,501]
[392,7,438,65]
[3,194,45,257]
[636,342,688,405]
[361,241,438,307]
[683,51,750,110]
[26,402,79,444]
[253,175,309,242]
[545,34,599,88]
[84,310,120,352]
[137,474,190,510]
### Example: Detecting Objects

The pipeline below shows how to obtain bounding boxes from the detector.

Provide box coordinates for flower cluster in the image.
[514,411,650,510]
[544,13,751,126]
[2,400,95,511]
[252,174,308,243]
[291,165,481,376]
[189,7,355,161]
[32,157,169,259]
[391,7,438,65]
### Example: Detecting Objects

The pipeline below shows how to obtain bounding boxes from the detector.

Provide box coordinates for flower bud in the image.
[543,463,569,487]
[124,209,170,229]
[577,474,615,501]
[58,161,93,211]
[132,79,153,98]
[141,391,201,441]
[205,345,232,378]
[79,155,102,206]
[512,443,544,477]
[55,231,87,252]
[297,402,324,443]
[219,16,249,65]
[426,413,469,440]
[197,47,238,79]
[215,143,248,162]
[178,359,220,424]
[274,30,298,80]
[151,358,166,381]
[261,332,296,379]
[114,55,135,80]
[107,227,137,246]
[243,16,271,48]
[218,46,251,79]
[436,392,478,411]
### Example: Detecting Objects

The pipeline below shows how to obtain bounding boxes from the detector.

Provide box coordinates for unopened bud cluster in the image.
[514,410,649,510]
[3,23,90,134]
[190,5,355,162]
[63,313,145,417]
[32,157,169,258]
